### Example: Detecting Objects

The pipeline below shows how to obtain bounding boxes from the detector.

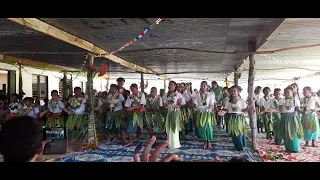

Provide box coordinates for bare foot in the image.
[305,143,310,147]
[124,142,133,147]
[121,141,126,146]
[207,143,213,149]
[203,143,207,149]
[134,137,141,142]
[312,144,317,147]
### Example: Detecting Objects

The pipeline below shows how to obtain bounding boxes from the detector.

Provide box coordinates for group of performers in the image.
[254,83,320,153]
[1,77,320,154]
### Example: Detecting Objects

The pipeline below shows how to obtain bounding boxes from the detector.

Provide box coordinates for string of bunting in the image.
[94,18,163,77]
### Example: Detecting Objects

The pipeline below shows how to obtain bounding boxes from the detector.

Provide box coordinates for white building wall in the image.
[0,62,109,97]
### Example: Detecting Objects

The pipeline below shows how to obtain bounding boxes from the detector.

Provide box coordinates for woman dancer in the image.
[19,97,41,119]
[184,82,196,134]
[195,81,216,149]
[163,81,183,149]
[279,86,303,152]
[105,84,126,144]
[264,88,282,145]
[301,86,319,147]
[219,85,250,151]
[124,83,146,147]
[221,87,230,130]
[145,87,165,136]
[177,83,187,139]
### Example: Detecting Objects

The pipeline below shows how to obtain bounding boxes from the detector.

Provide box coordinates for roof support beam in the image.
[8,18,169,80]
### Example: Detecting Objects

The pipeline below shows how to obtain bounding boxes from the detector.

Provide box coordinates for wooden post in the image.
[106,76,110,92]
[141,73,145,93]
[70,74,73,96]
[86,54,97,145]
[18,62,23,98]
[234,68,239,86]
[248,41,258,150]
[62,71,68,99]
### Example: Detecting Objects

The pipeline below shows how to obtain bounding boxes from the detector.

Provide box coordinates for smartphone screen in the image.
[43,128,66,140]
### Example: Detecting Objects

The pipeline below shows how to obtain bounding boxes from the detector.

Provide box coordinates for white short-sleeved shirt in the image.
[48,100,65,113]
[162,91,183,107]
[259,97,270,108]
[301,96,317,110]
[195,92,215,111]
[279,98,300,113]
[224,98,246,114]
[107,93,125,111]
[222,96,230,107]
[124,92,146,108]
[9,102,22,114]
[265,98,281,110]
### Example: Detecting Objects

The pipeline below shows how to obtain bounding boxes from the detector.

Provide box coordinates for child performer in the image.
[279,86,303,152]
[301,86,320,147]
[105,84,126,144]
[42,90,71,128]
[259,87,272,139]
[219,86,251,151]
[19,97,40,119]
[66,87,86,139]
[162,81,183,149]
[124,83,146,147]
[264,88,282,145]
[194,81,217,149]
[145,87,165,136]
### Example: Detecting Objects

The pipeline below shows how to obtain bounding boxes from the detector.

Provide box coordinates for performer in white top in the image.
[124,83,146,147]
[19,97,40,119]
[300,86,320,147]
[162,81,183,149]
[8,93,22,119]
[194,81,217,149]
[264,88,282,145]
[259,87,272,139]
[278,86,303,153]
[219,85,251,151]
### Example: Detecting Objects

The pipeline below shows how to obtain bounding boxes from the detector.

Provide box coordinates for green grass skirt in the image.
[228,114,248,136]
[106,110,125,130]
[146,111,165,133]
[195,110,216,141]
[45,115,65,128]
[66,114,85,131]
[165,108,182,133]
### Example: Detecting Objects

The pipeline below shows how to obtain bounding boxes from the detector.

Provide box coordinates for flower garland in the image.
[70,96,84,110]
[9,102,20,111]
[200,92,207,106]
[302,96,311,111]
[229,97,239,111]
[107,93,119,111]
[284,98,293,110]
[19,105,35,116]
[130,92,142,107]
[147,95,160,110]
[48,100,59,112]
[273,99,280,109]
[167,92,177,106]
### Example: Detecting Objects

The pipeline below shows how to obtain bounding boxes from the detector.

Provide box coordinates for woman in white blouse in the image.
[300,86,320,147]
[219,85,251,151]
[194,81,217,149]
[278,86,303,152]
[162,81,183,149]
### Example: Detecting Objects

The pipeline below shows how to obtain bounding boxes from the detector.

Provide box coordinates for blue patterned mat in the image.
[58,130,255,162]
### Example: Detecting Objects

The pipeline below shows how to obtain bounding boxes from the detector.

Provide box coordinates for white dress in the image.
[163,92,183,149]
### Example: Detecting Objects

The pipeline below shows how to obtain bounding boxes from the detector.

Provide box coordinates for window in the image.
[32,75,48,100]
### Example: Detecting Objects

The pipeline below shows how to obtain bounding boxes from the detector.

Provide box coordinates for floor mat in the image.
[58,130,255,162]
[257,137,320,162]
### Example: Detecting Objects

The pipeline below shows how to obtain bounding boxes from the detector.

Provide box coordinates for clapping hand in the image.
[133,136,179,162]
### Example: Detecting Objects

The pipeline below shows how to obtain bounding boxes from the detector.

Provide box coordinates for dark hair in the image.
[130,83,138,89]
[262,87,271,94]
[74,87,81,92]
[169,81,177,92]
[116,77,125,82]
[284,86,293,92]
[11,93,19,98]
[303,86,312,92]
[201,81,208,90]
[44,98,49,102]
[274,88,281,94]
[51,90,58,96]
[223,87,229,91]
[160,89,165,93]
[110,84,118,90]
[181,82,186,87]
[211,81,218,85]
[290,83,300,99]
[23,97,34,103]
[0,116,42,162]
[150,87,157,92]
